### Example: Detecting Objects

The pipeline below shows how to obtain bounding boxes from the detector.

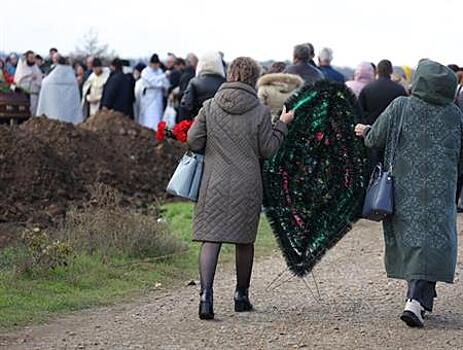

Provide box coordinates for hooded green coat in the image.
[364,60,462,282]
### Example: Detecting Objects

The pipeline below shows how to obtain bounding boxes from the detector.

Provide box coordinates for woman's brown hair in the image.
[227,57,261,87]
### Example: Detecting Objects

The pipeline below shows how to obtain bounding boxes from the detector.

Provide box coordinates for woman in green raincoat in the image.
[355,59,462,328]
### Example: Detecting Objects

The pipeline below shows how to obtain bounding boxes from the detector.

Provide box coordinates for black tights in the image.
[199,242,254,291]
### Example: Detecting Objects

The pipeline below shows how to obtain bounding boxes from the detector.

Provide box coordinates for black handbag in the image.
[362,109,405,221]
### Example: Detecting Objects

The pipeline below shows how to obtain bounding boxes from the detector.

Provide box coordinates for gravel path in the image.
[1,219,462,349]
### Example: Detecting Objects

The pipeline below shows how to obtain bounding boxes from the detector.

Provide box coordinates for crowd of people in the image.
[2,42,463,329]
[4,44,462,130]
[0,48,222,128]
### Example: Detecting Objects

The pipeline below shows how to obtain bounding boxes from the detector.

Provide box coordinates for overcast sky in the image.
[1,0,461,67]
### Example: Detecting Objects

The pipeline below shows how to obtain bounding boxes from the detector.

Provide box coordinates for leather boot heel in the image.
[234,288,253,312]
[199,289,214,320]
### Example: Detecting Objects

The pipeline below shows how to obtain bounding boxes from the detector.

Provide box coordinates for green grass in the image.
[0,202,276,328]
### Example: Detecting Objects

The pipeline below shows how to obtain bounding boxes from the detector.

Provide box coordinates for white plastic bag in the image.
[162,103,177,128]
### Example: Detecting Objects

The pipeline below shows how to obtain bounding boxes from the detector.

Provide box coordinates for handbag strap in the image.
[387,100,407,172]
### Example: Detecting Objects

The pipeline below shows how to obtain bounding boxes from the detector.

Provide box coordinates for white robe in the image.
[81,67,110,117]
[14,58,43,116]
[135,67,169,130]
[36,65,83,124]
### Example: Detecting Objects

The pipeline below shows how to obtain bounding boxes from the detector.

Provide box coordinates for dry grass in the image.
[55,184,186,259]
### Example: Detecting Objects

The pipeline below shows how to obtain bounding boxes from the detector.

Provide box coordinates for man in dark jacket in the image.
[176,54,198,122]
[178,53,198,102]
[284,44,324,85]
[168,62,182,93]
[305,43,317,67]
[359,59,407,169]
[100,58,135,118]
[359,59,407,125]
[42,47,58,75]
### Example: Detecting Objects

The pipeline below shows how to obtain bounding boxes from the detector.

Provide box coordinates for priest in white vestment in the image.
[134,54,169,130]
[36,57,83,124]
[81,58,110,118]
[14,51,43,116]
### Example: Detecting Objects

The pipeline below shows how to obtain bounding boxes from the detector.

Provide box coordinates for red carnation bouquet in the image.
[156,119,194,143]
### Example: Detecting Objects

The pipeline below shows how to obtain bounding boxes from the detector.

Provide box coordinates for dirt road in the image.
[1,220,462,349]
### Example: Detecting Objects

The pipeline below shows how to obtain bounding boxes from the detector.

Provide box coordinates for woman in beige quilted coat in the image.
[187,57,294,320]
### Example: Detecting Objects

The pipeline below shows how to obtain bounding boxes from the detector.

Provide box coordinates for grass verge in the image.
[0,202,276,328]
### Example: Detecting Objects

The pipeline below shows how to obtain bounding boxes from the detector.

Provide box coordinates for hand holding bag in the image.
[362,108,405,221]
[166,152,204,202]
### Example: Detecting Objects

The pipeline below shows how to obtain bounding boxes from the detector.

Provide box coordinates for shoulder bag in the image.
[362,106,405,221]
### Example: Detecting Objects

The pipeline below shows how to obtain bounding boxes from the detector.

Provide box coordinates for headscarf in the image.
[345,62,374,97]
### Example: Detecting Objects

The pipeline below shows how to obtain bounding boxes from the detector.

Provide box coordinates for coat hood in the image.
[257,73,304,93]
[196,51,225,78]
[43,65,78,85]
[412,59,457,105]
[215,82,260,114]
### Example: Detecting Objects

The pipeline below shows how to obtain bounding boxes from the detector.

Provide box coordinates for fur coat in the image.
[257,73,304,120]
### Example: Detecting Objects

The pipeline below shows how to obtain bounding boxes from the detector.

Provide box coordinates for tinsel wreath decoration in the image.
[262,80,369,277]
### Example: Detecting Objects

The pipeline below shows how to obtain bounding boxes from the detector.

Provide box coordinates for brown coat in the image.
[187,82,288,244]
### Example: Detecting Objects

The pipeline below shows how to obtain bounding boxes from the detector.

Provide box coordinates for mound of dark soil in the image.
[0,111,185,228]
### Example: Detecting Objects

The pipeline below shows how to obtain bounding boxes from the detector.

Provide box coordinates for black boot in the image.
[199,289,214,320]
[234,288,253,312]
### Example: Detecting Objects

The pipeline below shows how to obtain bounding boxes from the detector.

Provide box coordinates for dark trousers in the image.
[407,279,437,312]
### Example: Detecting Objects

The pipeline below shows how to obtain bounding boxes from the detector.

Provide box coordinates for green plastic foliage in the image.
[263,81,369,277]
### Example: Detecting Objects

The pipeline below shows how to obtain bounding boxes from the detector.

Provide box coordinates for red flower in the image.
[315,132,324,142]
[155,121,167,142]
[4,73,14,85]
[171,119,194,143]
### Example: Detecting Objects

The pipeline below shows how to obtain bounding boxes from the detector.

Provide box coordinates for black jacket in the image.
[178,73,225,121]
[358,77,407,125]
[168,68,182,93]
[178,66,195,103]
[284,62,324,85]
[100,71,135,118]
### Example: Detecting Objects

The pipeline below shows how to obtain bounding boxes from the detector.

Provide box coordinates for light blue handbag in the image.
[166,152,204,202]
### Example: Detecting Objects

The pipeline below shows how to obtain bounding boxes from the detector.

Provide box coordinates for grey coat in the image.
[187,82,287,244]
[364,60,462,282]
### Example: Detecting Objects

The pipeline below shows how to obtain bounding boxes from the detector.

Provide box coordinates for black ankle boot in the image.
[234,288,253,312]
[199,289,214,320]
